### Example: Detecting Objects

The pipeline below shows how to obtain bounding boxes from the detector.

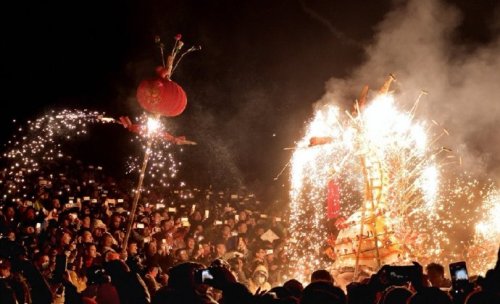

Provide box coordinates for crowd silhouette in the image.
[0,163,498,304]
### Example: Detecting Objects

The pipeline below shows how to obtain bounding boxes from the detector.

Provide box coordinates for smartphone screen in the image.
[383,265,414,286]
[449,261,468,287]
[195,269,214,284]
[201,270,213,283]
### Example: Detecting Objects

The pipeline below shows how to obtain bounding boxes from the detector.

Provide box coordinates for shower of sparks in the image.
[1,109,108,201]
[287,91,453,281]
[467,189,500,275]
[0,110,182,202]
[125,114,182,191]
[414,174,497,270]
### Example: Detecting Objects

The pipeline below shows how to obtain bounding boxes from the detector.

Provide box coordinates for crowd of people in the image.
[0,162,499,303]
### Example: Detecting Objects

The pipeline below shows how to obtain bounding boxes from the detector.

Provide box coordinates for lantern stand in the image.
[122,115,158,251]
[122,34,200,254]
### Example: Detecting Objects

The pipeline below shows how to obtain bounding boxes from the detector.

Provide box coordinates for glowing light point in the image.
[146,117,161,135]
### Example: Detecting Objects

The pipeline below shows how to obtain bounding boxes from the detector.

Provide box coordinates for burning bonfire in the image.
[287,75,452,282]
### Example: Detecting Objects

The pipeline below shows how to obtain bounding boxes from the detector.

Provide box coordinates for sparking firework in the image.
[467,190,500,275]
[1,109,109,201]
[0,110,187,203]
[287,76,453,282]
[122,114,194,192]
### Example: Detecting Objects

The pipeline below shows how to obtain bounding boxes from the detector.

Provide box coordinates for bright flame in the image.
[147,117,161,135]
[288,89,448,279]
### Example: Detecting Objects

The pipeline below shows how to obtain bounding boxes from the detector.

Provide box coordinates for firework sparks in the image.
[124,114,182,190]
[1,109,107,201]
[287,80,450,281]
[0,110,183,202]
[467,190,500,275]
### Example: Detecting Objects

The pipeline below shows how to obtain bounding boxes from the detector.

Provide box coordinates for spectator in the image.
[283,279,304,299]
[68,256,87,292]
[2,164,500,304]
[151,262,217,304]
[311,269,334,284]
[34,252,51,276]
[247,264,271,294]
[185,236,197,257]
[143,263,161,297]
[426,263,451,288]
[126,240,143,273]
[229,256,248,283]
[301,281,346,304]
[105,259,150,304]
[82,266,120,304]
[176,248,190,264]
[378,286,413,304]
[465,289,498,304]
[0,257,31,304]
[214,242,227,260]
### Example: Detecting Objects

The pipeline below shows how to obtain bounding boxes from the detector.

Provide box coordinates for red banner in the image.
[327,180,340,219]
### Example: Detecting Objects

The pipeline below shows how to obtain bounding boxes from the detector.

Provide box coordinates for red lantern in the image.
[136,72,187,117]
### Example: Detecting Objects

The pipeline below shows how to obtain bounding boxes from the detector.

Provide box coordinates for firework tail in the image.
[410,90,428,118]
[274,159,291,181]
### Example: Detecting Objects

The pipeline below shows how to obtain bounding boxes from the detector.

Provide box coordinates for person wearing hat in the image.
[93,219,107,231]
[228,256,248,283]
[246,264,271,294]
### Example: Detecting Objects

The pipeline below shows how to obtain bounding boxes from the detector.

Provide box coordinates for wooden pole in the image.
[122,119,156,252]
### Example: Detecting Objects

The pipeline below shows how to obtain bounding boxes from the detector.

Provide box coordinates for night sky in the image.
[1,0,498,202]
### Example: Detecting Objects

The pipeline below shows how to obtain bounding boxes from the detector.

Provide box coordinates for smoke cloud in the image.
[318,0,500,179]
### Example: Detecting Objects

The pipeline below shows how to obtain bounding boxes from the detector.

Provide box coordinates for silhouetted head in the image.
[283,279,304,299]
[302,281,346,304]
[381,286,413,304]
[408,287,451,304]
[465,290,498,304]
[167,262,205,291]
[311,269,334,284]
